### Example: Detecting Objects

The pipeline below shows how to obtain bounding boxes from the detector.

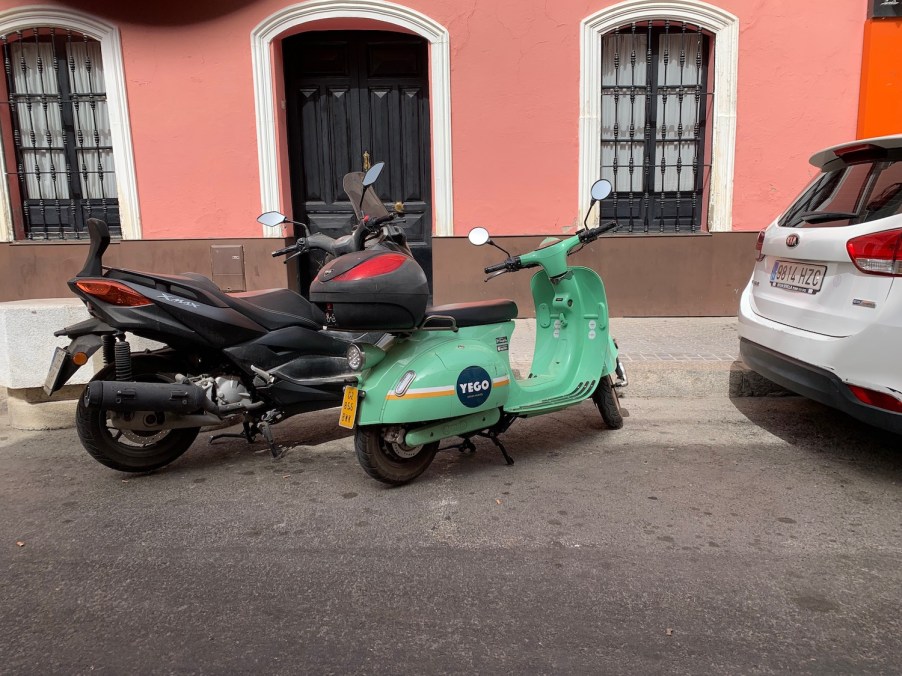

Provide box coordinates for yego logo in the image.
[456,365,492,408]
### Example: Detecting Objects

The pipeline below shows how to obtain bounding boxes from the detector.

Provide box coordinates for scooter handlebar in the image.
[578,220,619,243]
[484,256,523,275]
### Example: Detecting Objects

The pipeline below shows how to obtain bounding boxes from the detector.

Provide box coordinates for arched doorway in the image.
[282,29,432,292]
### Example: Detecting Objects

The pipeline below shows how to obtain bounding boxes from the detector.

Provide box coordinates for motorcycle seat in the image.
[175,273,326,331]
[227,288,327,331]
[423,300,518,328]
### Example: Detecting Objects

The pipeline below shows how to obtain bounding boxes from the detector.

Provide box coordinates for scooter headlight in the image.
[346,343,388,372]
[347,344,364,371]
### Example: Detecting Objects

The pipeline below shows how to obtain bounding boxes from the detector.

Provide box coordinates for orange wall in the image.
[857,18,902,139]
[0,0,866,236]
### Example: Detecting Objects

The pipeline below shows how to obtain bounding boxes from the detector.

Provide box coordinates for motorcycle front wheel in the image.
[354,425,438,485]
[75,356,201,472]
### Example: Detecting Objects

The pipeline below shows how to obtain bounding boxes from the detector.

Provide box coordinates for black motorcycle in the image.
[44,162,402,472]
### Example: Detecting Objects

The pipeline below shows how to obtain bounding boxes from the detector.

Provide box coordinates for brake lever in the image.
[283,247,306,264]
[484,270,508,283]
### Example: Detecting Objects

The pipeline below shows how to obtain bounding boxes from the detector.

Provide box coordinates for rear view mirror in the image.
[590,179,613,202]
[257,211,287,227]
[362,162,385,188]
[468,227,490,246]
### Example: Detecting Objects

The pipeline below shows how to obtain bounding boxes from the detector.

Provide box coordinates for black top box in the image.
[309,249,429,331]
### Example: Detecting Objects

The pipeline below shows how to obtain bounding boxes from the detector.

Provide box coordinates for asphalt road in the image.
[1,396,901,674]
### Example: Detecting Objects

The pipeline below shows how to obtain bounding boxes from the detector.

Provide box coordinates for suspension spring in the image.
[114,339,132,381]
[101,334,115,365]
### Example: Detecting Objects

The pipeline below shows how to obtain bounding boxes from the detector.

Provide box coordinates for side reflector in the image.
[75,280,153,306]
[331,254,407,282]
[848,384,902,414]
[72,352,89,366]
[846,228,902,276]
[394,370,416,397]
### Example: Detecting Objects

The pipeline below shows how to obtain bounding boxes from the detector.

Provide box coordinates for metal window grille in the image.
[598,21,713,233]
[0,28,119,240]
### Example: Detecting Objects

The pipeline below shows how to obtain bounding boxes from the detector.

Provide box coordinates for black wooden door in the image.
[283,31,432,293]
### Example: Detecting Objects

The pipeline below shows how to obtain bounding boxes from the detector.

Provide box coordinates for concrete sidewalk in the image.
[510,316,781,399]
[0,316,781,430]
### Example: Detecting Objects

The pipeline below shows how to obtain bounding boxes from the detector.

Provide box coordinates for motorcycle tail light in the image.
[846,228,902,276]
[75,280,153,306]
[847,384,902,413]
[331,253,407,282]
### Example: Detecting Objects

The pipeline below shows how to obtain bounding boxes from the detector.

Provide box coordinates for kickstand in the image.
[438,436,478,454]
[210,421,258,445]
[485,432,514,465]
[209,419,284,458]
[257,421,284,459]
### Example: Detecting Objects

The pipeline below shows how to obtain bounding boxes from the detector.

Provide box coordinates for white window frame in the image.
[0,6,140,241]
[580,0,739,232]
[251,0,453,238]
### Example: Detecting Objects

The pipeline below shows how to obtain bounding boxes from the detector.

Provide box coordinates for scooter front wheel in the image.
[354,425,438,485]
[592,375,624,429]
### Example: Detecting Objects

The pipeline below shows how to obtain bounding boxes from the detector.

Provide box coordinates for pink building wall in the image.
[0,0,866,237]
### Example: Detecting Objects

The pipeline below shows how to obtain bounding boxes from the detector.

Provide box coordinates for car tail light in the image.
[847,384,902,414]
[755,230,766,262]
[331,253,407,282]
[75,280,153,306]
[846,228,902,276]
[833,143,886,165]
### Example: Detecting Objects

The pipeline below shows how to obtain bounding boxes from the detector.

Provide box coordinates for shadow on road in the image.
[730,395,902,479]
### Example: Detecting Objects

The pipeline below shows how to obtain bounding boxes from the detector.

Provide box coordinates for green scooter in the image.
[328,179,625,484]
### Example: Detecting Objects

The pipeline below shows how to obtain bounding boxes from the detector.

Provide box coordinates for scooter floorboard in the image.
[504,377,598,415]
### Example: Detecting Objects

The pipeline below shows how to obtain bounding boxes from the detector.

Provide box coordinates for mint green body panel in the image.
[505,266,618,415]
[354,233,619,430]
[404,408,501,446]
[356,322,515,426]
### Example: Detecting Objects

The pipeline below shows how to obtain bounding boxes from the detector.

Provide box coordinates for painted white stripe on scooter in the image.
[386,385,455,400]
[386,377,509,400]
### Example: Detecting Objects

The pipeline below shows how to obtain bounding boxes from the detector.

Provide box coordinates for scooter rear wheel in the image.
[592,375,624,429]
[76,357,200,472]
[354,425,438,485]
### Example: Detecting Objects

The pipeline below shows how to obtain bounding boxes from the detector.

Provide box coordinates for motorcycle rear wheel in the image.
[75,357,201,472]
[592,374,624,429]
[354,425,438,485]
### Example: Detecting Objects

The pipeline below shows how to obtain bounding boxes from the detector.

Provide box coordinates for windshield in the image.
[779,152,902,228]
[342,171,390,221]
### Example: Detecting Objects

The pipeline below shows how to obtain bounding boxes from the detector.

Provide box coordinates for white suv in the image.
[738,134,902,434]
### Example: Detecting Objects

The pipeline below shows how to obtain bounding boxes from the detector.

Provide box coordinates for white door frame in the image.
[251,0,453,237]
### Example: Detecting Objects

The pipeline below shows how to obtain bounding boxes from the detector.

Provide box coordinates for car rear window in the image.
[779,151,902,228]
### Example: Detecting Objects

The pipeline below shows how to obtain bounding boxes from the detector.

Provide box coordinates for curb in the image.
[1,360,790,431]
[612,360,791,399]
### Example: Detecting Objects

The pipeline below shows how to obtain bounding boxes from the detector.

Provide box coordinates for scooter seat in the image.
[424,300,518,328]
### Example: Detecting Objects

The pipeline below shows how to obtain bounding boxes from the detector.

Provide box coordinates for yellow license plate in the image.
[338,385,359,429]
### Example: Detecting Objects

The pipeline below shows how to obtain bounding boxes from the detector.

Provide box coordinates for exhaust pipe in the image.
[84,381,218,415]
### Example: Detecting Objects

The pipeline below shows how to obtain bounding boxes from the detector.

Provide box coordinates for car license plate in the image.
[42,346,69,396]
[338,385,359,429]
[770,260,827,294]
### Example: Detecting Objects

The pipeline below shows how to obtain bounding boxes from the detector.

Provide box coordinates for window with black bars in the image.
[598,21,713,233]
[0,28,119,240]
